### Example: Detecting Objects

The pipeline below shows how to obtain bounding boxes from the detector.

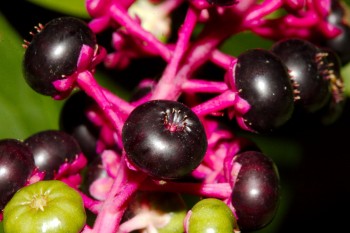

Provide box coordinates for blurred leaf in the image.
[0,13,62,140]
[342,62,350,96]
[27,0,89,19]
[220,31,274,56]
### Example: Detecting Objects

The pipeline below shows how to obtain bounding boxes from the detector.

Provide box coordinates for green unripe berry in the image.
[3,180,86,233]
[188,198,238,233]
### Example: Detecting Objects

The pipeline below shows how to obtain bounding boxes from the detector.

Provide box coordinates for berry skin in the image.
[271,38,331,113]
[187,198,237,233]
[3,180,86,233]
[23,17,96,96]
[233,49,294,133]
[24,130,82,179]
[231,151,280,231]
[122,100,207,180]
[0,139,35,210]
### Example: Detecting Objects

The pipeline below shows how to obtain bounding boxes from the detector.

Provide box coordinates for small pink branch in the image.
[157,0,185,15]
[109,2,171,61]
[140,179,232,199]
[76,71,125,137]
[191,90,238,117]
[101,88,134,116]
[80,191,101,214]
[181,79,228,93]
[243,0,283,27]
[87,158,148,233]
[210,49,235,70]
[151,6,199,100]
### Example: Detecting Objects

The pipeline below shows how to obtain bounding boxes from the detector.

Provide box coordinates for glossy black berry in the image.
[271,38,332,113]
[231,151,280,231]
[59,91,100,162]
[24,130,82,179]
[319,0,350,66]
[0,139,35,210]
[206,0,238,6]
[122,100,207,180]
[233,49,294,133]
[23,17,96,96]
[315,48,345,124]
[323,23,350,66]
[327,0,345,25]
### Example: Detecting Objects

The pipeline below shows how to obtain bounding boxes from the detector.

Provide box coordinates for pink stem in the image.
[157,0,185,15]
[152,24,233,101]
[101,88,134,116]
[181,79,228,93]
[151,6,199,100]
[243,0,283,27]
[191,90,238,117]
[87,158,147,233]
[210,49,235,70]
[140,179,232,199]
[76,71,124,137]
[283,12,319,27]
[109,2,171,61]
[80,191,101,214]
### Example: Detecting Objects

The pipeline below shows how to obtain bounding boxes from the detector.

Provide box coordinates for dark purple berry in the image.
[233,49,294,133]
[122,100,207,180]
[59,91,100,162]
[206,0,238,6]
[0,139,35,210]
[323,23,350,66]
[327,0,345,25]
[24,130,82,179]
[271,38,331,112]
[231,151,280,231]
[318,0,350,66]
[23,17,96,96]
[315,48,345,124]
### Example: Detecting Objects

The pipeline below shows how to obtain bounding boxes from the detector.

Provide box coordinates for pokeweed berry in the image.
[187,198,238,233]
[24,130,82,180]
[314,48,345,124]
[122,100,207,180]
[0,139,35,210]
[230,49,294,133]
[3,180,86,233]
[23,17,96,96]
[320,0,350,66]
[231,151,280,231]
[271,38,332,113]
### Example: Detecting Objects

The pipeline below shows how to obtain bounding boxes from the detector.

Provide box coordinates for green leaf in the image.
[27,0,90,19]
[341,62,350,97]
[0,13,63,140]
[220,31,274,56]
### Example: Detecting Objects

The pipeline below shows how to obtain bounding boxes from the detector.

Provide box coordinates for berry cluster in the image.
[0,0,349,233]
